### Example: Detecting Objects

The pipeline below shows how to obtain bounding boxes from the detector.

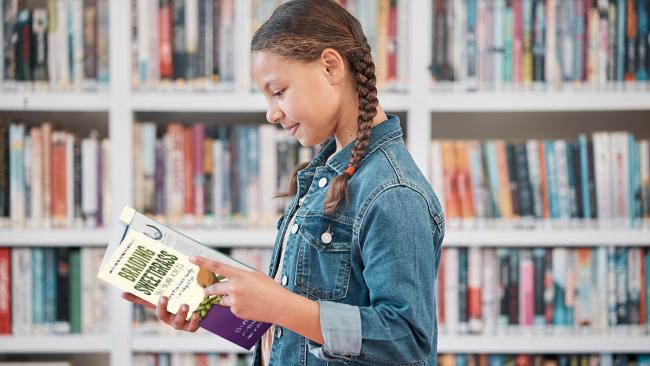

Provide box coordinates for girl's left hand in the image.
[190,256,289,324]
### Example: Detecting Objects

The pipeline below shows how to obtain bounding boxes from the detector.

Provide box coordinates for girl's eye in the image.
[272,88,286,97]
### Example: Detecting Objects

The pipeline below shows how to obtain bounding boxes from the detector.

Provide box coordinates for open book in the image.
[97,206,272,350]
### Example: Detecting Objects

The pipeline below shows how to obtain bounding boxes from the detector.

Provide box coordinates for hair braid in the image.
[324,45,378,215]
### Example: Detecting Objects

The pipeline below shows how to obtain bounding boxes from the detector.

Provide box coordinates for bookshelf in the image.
[1,0,649,365]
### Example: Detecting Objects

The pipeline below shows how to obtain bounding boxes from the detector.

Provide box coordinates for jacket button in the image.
[298,196,305,206]
[321,231,332,244]
[276,327,283,338]
[290,223,299,234]
[281,274,288,286]
[318,177,328,188]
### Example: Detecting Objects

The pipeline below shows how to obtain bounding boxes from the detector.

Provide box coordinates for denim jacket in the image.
[252,114,445,365]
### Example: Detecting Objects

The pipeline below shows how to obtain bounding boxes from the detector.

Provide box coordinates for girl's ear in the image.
[320,48,346,85]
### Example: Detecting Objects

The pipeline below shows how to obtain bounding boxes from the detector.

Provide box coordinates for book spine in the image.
[192,124,205,218]
[83,0,97,80]
[171,0,186,80]
[0,247,10,334]
[576,248,592,330]
[553,247,568,331]
[159,0,173,80]
[515,142,534,218]
[624,0,637,81]
[69,248,81,333]
[532,0,545,82]
[543,248,554,326]
[0,121,8,218]
[615,247,628,327]
[532,248,545,328]
[445,247,459,334]
[468,246,482,333]
[458,247,469,334]
[637,0,649,81]
[506,143,521,217]
[520,249,534,330]
[11,248,32,334]
[56,247,70,333]
[497,248,510,332]
[628,247,642,330]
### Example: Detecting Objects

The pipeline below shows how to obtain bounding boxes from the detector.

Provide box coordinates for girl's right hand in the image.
[121,292,201,332]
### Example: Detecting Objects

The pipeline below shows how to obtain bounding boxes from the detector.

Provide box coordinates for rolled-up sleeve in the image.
[308,301,362,361]
[310,186,442,365]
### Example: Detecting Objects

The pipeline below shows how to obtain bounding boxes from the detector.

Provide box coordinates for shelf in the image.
[438,335,650,354]
[427,91,650,112]
[132,335,250,354]
[0,335,112,353]
[0,228,111,246]
[2,226,647,247]
[133,334,650,354]
[176,228,276,248]
[443,227,650,246]
[131,91,410,113]
[0,92,110,111]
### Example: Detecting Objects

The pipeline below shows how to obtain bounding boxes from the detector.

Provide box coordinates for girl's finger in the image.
[190,256,243,278]
[122,292,155,309]
[184,312,201,332]
[172,304,190,330]
[204,281,230,297]
[220,294,233,307]
[156,296,174,324]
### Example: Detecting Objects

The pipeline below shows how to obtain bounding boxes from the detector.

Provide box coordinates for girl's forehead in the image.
[252,51,311,82]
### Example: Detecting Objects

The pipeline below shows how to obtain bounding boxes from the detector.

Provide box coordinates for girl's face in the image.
[251,50,354,147]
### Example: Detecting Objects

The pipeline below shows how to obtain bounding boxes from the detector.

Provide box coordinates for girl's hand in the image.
[190,256,288,324]
[121,292,201,332]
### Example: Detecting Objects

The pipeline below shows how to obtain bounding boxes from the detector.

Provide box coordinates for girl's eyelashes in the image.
[272,88,286,98]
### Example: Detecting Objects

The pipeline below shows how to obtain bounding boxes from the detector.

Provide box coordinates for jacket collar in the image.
[307,114,403,175]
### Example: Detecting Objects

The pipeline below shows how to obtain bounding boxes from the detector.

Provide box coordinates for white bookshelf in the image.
[1,0,649,365]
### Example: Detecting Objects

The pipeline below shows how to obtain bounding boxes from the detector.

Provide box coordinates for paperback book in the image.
[97,206,271,350]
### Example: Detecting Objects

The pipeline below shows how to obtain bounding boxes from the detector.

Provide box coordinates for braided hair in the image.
[251,0,379,215]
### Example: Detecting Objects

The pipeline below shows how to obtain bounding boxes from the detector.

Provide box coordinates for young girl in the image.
[123,1,445,364]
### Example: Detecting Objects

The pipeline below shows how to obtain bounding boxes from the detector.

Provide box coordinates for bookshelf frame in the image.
[1,0,650,364]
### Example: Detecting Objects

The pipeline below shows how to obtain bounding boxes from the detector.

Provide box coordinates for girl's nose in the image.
[266,103,284,124]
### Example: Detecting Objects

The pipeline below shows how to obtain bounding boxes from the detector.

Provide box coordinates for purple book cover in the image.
[200,304,271,350]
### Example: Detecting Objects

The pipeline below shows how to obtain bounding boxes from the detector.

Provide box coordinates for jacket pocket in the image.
[295,215,353,301]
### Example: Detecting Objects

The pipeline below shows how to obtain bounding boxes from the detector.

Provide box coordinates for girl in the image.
[123,1,445,364]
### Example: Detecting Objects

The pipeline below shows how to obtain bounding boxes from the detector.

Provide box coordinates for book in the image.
[97,206,272,350]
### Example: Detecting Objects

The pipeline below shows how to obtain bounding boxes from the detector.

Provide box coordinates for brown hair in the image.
[251,0,378,215]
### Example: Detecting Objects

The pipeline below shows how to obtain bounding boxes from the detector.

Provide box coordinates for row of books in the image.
[438,247,650,335]
[133,121,316,228]
[0,247,109,335]
[134,353,251,366]
[431,0,650,91]
[132,247,272,334]
[0,120,111,228]
[437,354,650,366]
[253,0,409,90]
[131,0,236,90]
[1,0,110,91]
[429,132,650,229]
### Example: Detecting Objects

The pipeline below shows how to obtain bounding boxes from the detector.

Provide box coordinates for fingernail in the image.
[189,256,197,263]
[182,304,189,311]
[159,296,166,304]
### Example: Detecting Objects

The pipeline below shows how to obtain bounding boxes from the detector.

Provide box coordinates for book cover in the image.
[98,206,271,350]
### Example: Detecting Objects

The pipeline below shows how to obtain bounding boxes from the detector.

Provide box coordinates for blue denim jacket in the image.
[252,114,445,365]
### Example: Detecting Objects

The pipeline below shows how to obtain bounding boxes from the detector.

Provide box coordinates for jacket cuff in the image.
[308,300,362,362]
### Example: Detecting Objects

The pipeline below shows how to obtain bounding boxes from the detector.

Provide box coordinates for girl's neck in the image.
[333,104,388,153]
